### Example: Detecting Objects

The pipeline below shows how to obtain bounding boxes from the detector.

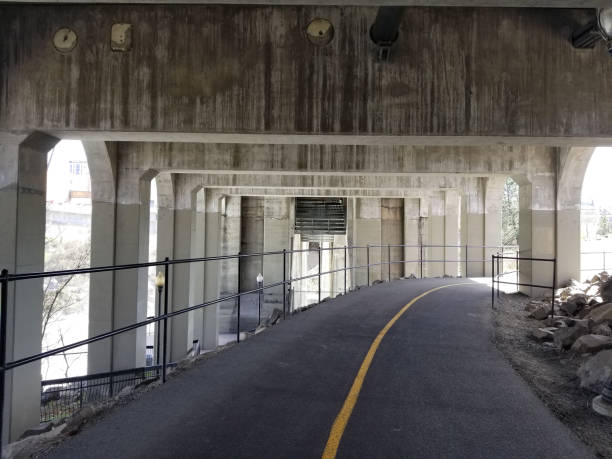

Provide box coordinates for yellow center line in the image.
[321,282,472,459]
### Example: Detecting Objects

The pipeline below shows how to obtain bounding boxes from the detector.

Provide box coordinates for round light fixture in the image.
[53,27,78,53]
[306,18,334,47]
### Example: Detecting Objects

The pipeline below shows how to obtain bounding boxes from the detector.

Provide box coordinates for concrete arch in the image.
[557,147,596,284]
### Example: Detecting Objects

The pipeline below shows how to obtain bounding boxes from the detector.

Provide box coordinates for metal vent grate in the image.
[295,198,346,239]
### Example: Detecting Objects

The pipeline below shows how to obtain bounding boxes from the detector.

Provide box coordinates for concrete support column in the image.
[218,196,241,334]
[381,198,403,281]
[354,198,382,285]
[84,141,117,375]
[403,198,420,278]
[290,234,302,310]
[112,169,153,371]
[202,190,222,349]
[0,133,58,442]
[332,235,346,296]
[465,179,486,277]
[557,147,594,285]
[484,177,504,277]
[346,198,356,288]
[263,197,291,318]
[428,192,445,277]
[444,191,460,277]
[169,178,196,362]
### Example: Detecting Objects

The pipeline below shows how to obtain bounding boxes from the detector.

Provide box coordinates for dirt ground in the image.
[493,292,612,459]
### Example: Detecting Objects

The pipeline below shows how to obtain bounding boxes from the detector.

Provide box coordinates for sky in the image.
[581,147,612,210]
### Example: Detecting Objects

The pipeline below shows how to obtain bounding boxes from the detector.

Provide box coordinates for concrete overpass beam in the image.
[0,133,58,442]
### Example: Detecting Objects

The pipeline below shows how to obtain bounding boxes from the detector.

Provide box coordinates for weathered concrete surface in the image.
[0,133,58,443]
[2,6,611,140]
[1,1,608,6]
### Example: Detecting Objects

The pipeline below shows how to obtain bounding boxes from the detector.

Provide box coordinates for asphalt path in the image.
[44,278,594,459]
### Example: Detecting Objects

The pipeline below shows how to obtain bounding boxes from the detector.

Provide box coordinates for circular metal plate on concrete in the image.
[53,28,78,53]
[306,18,334,46]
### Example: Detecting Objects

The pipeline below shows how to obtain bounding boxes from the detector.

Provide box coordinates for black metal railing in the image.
[40,364,176,422]
[0,242,517,442]
[491,254,556,316]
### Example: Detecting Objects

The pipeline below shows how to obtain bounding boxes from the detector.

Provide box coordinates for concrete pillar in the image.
[240,197,263,295]
[321,241,332,300]
[346,197,356,288]
[202,190,222,349]
[354,198,382,285]
[168,178,196,362]
[557,147,594,285]
[186,188,205,353]
[290,233,302,310]
[465,179,486,277]
[516,168,556,295]
[112,169,152,370]
[484,177,505,277]
[332,235,347,296]
[218,196,241,334]
[428,192,445,277]
[445,191,460,277]
[154,173,174,364]
[403,198,421,278]
[381,198,403,281]
[263,197,291,318]
[84,141,117,375]
[0,133,58,442]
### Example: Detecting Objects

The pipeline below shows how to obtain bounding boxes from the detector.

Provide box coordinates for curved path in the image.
[45,279,594,459]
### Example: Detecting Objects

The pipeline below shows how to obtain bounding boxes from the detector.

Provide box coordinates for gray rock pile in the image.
[526,272,612,394]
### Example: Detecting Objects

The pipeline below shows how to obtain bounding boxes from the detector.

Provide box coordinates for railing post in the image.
[465,244,468,278]
[388,244,391,282]
[497,252,501,298]
[420,243,423,279]
[552,257,557,318]
[282,249,286,320]
[237,253,241,342]
[491,255,495,309]
[1,269,8,447]
[344,246,347,294]
[366,245,370,286]
[318,247,321,304]
[162,258,169,383]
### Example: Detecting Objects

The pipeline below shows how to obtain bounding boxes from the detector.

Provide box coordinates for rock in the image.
[601,279,612,303]
[62,404,103,436]
[577,349,612,393]
[552,319,569,328]
[373,279,384,285]
[585,303,612,325]
[116,385,134,398]
[593,323,612,337]
[266,308,283,326]
[531,327,556,341]
[529,305,550,320]
[559,301,579,316]
[601,271,609,283]
[567,293,587,307]
[570,334,612,354]
[588,296,604,307]
[553,323,588,349]
[19,422,52,440]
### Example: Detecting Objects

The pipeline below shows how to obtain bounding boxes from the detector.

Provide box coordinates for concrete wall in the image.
[263,197,291,318]
[2,7,612,140]
[218,196,241,334]
[353,198,382,286]
[381,198,404,281]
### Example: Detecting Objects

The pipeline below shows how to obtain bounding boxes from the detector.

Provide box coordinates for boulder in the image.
[585,303,612,325]
[529,306,550,320]
[570,334,612,355]
[593,323,612,337]
[559,301,579,316]
[567,293,587,307]
[577,349,612,393]
[553,323,588,349]
[601,278,612,303]
[531,328,556,341]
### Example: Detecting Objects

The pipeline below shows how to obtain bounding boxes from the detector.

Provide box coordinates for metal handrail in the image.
[0,242,519,443]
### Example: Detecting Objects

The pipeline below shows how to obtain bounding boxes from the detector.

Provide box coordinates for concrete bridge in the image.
[1,0,611,448]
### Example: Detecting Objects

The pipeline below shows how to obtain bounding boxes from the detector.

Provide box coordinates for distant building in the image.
[46,141,91,205]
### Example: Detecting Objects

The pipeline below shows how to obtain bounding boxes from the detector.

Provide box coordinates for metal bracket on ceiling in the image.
[370,6,405,62]
[572,8,612,55]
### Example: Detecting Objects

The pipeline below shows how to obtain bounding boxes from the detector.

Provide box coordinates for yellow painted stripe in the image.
[321,283,471,459]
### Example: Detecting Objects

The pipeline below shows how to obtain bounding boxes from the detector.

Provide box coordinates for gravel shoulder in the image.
[493,292,612,459]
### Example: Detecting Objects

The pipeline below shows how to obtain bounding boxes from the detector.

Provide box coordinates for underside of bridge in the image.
[1,1,611,444]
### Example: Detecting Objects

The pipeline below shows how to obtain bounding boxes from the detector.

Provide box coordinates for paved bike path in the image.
[45,279,594,459]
